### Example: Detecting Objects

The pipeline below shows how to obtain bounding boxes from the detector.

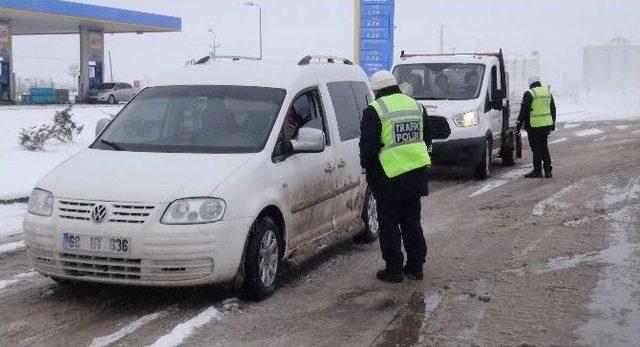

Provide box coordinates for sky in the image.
[9,0,640,91]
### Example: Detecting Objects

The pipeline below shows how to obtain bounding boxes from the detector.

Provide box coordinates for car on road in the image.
[86,82,138,104]
[23,55,379,300]
[393,50,519,179]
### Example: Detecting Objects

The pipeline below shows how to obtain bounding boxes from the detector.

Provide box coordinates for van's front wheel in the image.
[242,216,281,300]
[474,138,491,180]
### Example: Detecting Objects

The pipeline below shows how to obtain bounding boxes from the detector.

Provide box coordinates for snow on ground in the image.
[575,128,604,137]
[89,310,170,347]
[148,306,222,347]
[469,165,532,197]
[549,137,568,145]
[564,123,581,129]
[0,240,26,254]
[0,271,39,291]
[0,203,26,238]
[593,136,608,142]
[0,104,122,200]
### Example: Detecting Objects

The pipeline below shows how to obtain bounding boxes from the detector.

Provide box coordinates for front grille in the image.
[30,249,214,282]
[60,253,142,279]
[428,115,451,139]
[57,199,155,224]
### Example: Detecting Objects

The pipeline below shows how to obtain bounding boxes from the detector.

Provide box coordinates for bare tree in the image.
[65,63,80,82]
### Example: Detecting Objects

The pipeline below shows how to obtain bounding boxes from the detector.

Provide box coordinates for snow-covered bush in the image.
[50,106,84,143]
[17,106,83,151]
[18,125,52,151]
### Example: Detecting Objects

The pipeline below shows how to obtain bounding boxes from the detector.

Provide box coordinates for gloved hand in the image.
[551,124,556,132]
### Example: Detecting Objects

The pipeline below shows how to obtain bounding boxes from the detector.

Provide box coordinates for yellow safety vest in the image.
[370,93,431,178]
[529,86,553,128]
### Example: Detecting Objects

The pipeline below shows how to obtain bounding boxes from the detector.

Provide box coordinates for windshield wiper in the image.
[100,139,126,151]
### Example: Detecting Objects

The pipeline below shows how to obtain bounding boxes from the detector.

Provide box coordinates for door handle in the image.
[325,164,335,173]
[337,159,346,168]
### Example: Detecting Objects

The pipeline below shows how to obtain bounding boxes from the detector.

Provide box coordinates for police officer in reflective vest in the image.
[359,70,432,283]
[517,76,557,178]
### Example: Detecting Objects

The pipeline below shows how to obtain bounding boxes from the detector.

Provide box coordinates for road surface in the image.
[1,120,639,346]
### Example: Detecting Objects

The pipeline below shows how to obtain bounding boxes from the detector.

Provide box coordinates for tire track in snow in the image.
[531,181,583,217]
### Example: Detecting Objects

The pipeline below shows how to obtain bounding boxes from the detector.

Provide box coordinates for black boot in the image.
[403,264,424,280]
[545,171,553,178]
[376,266,403,283]
[524,170,542,178]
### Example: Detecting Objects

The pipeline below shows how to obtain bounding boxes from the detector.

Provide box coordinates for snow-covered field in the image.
[555,91,640,123]
[0,104,123,200]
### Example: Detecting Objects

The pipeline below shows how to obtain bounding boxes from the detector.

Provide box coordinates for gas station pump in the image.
[88,60,103,89]
[0,57,8,101]
[0,48,9,102]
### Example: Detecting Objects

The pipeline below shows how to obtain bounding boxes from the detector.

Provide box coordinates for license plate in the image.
[63,233,130,253]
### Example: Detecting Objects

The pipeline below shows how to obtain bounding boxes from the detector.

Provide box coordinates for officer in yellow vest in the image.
[359,70,432,283]
[517,76,557,178]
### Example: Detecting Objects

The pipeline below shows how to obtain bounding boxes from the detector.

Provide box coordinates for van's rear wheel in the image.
[242,216,281,300]
[356,190,379,243]
[501,133,516,167]
[474,138,491,180]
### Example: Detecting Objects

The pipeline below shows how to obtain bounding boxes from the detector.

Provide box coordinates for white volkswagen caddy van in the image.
[23,55,378,299]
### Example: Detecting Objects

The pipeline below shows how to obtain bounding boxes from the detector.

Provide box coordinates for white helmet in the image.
[370,70,397,91]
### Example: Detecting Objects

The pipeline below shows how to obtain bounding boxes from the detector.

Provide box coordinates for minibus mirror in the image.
[291,127,326,153]
[95,118,110,137]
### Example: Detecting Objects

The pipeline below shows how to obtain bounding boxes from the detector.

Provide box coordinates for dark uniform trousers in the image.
[376,197,427,269]
[527,128,552,174]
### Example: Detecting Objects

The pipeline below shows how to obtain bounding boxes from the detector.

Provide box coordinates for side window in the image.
[490,65,498,100]
[283,89,328,142]
[350,81,372,123]
[327,81,360,141]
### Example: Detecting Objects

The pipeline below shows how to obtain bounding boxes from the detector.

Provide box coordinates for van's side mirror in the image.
[291,128,325,153]
[95,118,110,137]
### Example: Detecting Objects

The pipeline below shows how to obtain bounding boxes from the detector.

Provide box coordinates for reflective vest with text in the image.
[370,93,431,178]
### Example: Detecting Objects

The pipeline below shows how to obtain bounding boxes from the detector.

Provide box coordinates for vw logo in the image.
[91,204,109,223]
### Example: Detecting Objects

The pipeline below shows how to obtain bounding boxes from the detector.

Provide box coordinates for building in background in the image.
[504,52,540,99]
[583,38,640,93]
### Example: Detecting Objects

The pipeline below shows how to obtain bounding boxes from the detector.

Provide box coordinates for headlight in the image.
[27,188,53,216]
[161,198,225,224]
[453,110,479,127]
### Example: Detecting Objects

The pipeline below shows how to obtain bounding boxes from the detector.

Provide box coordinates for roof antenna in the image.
[474,38,480,57]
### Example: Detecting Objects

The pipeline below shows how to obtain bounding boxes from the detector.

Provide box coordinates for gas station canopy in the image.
[0,0,181,34]
[0,0,181,103]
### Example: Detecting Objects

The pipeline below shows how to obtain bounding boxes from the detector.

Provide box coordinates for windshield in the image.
[92,85,286,154]
[393,63,486,100]
[96,83,116,90]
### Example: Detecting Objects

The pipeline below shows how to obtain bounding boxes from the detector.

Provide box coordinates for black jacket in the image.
[517,81,557,132]
[359,85,432,201]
